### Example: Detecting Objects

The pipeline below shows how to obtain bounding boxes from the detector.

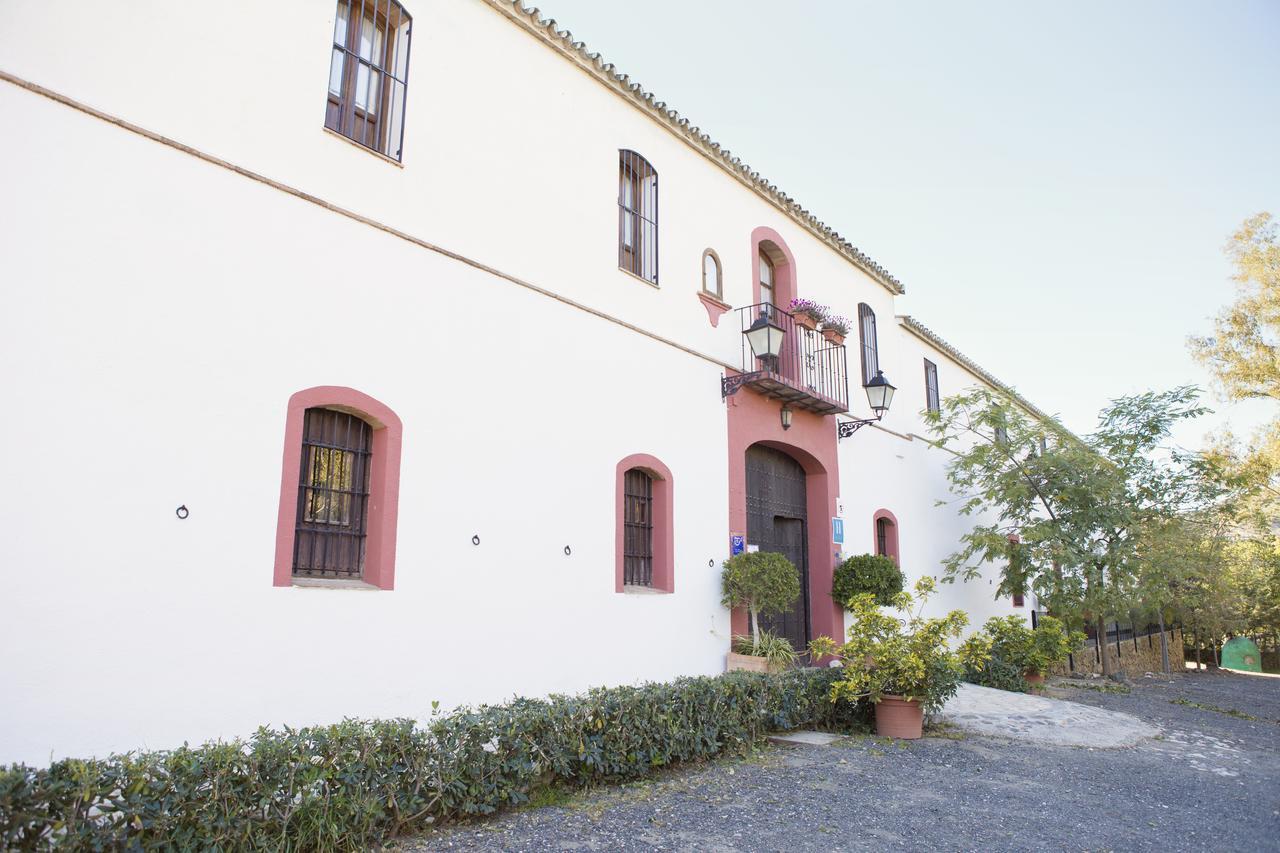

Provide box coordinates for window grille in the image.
[618,151,658,283]
[994,425,1009,445]
[876,517,890,558]
[924,359,940,414]
[623,468,654,586]
[857,304,879,385]
[293,407,373,578]
[325,0,412,160]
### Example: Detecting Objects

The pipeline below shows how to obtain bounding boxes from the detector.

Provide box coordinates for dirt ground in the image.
[400,669,1279,852]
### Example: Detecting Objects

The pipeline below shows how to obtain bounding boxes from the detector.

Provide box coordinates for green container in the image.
[1221,637,1262,673]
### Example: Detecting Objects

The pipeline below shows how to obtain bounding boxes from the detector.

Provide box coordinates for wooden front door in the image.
[745,444,810,656]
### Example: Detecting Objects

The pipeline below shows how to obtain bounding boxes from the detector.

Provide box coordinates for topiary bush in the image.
[831,553,904,608]
[0,669,865,850]
[721,551,800,649]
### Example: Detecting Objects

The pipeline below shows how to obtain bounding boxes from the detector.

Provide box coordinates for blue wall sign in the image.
[831,518,844,545]
[730,535,745,556]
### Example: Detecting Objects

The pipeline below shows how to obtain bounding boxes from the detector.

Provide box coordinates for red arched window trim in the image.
[871,508,900,567]
[750,226,797,308]
[274,386,403,589]
[615,453,675,593]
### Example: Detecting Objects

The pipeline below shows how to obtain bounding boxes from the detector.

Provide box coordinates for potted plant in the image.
[960,615,1082,691]
[729,630,796,673]
[787,298,827,331]
[810,577,985,739]
[832,553,904,609]
[721,551,801,672]
[821,314,851,345]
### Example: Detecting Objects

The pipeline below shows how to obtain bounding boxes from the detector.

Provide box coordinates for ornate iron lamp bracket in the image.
[721,372,759,399]
[837,416,880,439]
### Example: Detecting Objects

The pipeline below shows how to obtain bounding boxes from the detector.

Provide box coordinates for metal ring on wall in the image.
[564,546,572,556]
[472,534,480,546]
[175,505,189,520]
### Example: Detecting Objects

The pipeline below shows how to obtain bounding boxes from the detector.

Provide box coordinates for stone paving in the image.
[936,681,1160,747]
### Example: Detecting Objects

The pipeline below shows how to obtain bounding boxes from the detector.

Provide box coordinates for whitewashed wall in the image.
[1,0,1039,764]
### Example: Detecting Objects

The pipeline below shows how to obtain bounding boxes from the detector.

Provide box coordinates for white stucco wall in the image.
[1,0,1043,764]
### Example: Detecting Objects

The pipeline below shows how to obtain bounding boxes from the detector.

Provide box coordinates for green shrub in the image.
[960,614,1084,690]
[0,669,864,851]
[721,552,800,646]
[810,577,987,716]
[965,655,1031,692]
[831,554,904,608]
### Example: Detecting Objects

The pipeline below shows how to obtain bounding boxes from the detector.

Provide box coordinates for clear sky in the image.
[538,0,1279,447]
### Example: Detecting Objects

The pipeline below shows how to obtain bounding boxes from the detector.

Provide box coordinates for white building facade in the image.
[0,0,1047,765]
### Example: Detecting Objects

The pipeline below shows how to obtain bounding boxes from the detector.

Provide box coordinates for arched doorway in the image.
[745,444,810,653]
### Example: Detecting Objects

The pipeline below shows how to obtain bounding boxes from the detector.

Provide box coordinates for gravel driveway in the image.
[399,670,1279,852]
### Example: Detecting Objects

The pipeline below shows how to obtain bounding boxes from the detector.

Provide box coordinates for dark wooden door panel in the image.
[745,445,810,656]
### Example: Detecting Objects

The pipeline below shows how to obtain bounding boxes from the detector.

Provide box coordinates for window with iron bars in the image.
[623,468,654,586]
[924,358,940,414]
[325,0,412,161]
[293,408,373,578]
[857,303,879,385]
[618,150,658,284]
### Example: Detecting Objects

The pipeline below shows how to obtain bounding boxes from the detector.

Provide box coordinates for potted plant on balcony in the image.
[721,551,801,672]
[787,298,827,332]
[810,577,985,739]
[821,314,851,346]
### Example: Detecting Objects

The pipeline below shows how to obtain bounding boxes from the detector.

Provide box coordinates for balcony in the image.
[721,303,850,414]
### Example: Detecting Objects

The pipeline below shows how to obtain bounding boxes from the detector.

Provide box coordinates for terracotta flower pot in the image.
[874,694,923,739]
[794,313,820,331]
[1023,669,1046,687]
[822,329,846,346]
[726,652,771,673]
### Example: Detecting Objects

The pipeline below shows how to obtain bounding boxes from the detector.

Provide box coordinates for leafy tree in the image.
[925,386,1221,678]
[831,554,904,608]
[1189,211,1280,542]
[721,552,800,649]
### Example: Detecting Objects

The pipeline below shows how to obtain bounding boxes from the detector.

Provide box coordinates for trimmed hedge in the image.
[0,669,864,851]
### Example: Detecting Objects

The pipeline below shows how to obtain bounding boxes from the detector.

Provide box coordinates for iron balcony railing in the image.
[721,302,850,414]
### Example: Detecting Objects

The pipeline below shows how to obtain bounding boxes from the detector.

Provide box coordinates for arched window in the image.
[274,386,403,589]
[702,249,722,298]
[758,249,775,308]
[924,359,941,413]
[618,150,658,284]
[324,0,412,161]
[872,509,900,566]
[857,304,879,385]
[615,454,674,592]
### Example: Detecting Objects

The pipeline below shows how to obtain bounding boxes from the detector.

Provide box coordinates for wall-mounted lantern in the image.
[780,404,793,431]
[743,310,785,368]
[837,370,896,439]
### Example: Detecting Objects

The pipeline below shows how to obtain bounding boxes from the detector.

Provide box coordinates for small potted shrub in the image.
[787,298,827,331]
[821,315,851,345]
[721,551,801,672]
[960,615,1082,691]
[810,577,986,739]
[832,553,904,609]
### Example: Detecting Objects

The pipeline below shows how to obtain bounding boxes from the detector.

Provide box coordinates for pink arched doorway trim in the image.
[871,508,901,566]
[615,453,675,593]
[726,390,841,654]
[273,386,403,590]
